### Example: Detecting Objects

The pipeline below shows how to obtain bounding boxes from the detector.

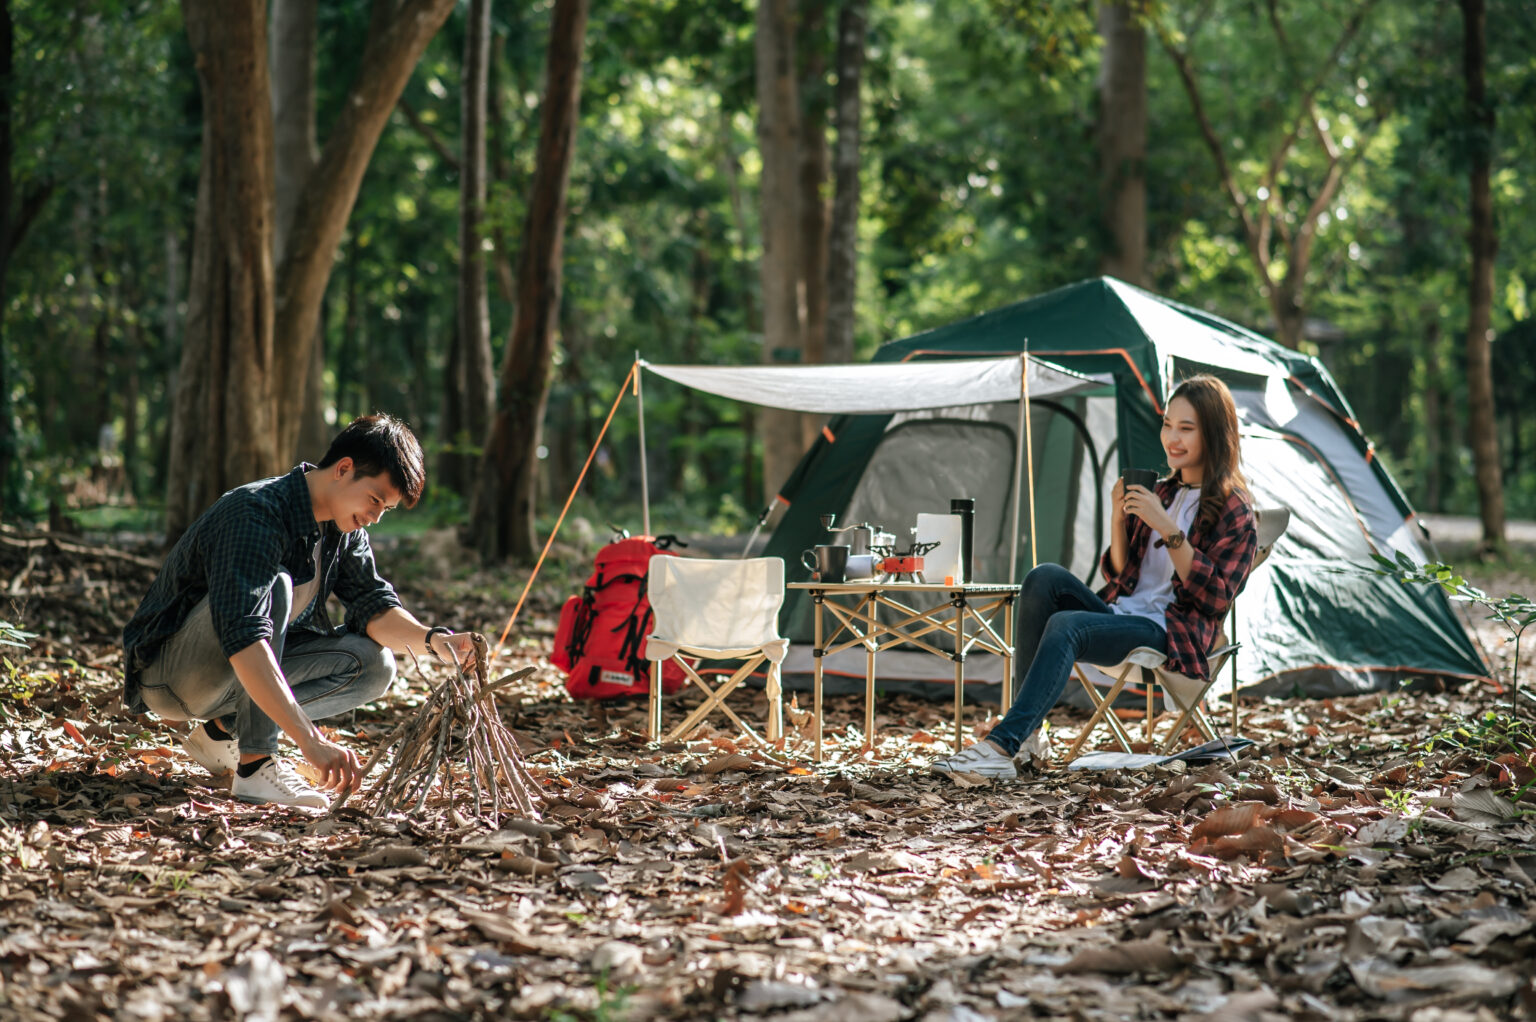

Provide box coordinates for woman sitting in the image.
[931,374,1259,779]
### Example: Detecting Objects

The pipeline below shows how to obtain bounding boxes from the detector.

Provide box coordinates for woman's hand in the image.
[1110,477,1127,527]
[1122,484,1175,537]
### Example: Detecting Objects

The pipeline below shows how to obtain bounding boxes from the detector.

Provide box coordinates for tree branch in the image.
[1156,25,1270,286]
[396,97,460,172]
[4,180,55,260]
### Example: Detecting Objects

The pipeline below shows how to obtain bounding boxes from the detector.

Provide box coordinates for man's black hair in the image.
[316,413,426,508]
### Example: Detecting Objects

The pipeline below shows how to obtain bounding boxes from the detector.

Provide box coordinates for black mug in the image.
[1121,468,1159,492]
[802,544,850,583]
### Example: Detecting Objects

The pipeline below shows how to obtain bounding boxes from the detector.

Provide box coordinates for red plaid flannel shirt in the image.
[1098,479,1258,680]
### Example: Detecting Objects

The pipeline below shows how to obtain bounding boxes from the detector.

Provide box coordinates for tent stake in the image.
[636,355,651,537]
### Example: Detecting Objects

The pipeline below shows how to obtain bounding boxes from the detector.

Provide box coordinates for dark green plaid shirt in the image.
[121,465,402,713]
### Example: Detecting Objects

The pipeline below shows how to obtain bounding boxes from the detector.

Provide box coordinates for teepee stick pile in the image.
[336,634,543,821]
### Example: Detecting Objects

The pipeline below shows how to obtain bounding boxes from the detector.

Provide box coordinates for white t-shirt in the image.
[289,538,324,624]
[1111,486,1201,629]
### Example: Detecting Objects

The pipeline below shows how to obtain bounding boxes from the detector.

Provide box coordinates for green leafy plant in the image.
[0,622,35,650]
[1365,552,1536,718]
[1424,709,1536,757]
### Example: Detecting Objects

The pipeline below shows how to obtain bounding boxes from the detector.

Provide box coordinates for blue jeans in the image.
[138,573,396,756]
[985,563,1167,757]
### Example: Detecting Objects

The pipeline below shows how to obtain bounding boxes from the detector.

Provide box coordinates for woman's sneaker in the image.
[232,759,328,810]
[180,722,238,776]
[930,740,1017,780]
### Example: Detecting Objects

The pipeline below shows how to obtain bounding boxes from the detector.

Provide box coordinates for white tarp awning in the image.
[641,355,1108,414]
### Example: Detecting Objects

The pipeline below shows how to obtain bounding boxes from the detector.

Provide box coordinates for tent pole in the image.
[1010,358,1025,583]
[1022,349,1039,570]
[636,355,651,536]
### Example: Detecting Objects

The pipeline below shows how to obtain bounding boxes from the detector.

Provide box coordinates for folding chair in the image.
[645,556,789,746]
[1060,506,1291,763]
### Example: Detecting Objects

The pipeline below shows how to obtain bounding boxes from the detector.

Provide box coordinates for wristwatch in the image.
[425,626,454,661]
[1164,530,1187,550]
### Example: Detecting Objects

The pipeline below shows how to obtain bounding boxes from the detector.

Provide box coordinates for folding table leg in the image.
[864,595,878,751]
[952,592,965,754]
[813,591,825,763]
[1001,596,1015,711]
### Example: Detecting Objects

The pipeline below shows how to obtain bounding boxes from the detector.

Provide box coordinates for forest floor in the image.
[1,517,1535,1021]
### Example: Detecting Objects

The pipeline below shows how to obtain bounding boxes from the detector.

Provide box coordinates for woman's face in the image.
[1161,395,1204,480]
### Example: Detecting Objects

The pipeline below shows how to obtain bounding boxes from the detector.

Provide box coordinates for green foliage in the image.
[7,0,1536,534]
[1423,709,1536,758]
[1366,551,1536,718]
[0,624,36,651]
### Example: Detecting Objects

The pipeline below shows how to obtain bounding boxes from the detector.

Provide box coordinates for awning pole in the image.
[1024,349,1038,569]
[635,355,651,536]
[1009,350,1034,583]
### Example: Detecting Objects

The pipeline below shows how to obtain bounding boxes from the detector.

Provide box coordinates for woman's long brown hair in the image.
[1167,374,1248,534]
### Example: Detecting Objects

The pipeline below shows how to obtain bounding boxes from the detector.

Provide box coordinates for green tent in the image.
[761,277,1487,699]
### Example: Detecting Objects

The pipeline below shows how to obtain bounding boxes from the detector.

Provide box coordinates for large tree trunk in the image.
[1096,0,1145,286]
[167,0,455,532]
[825,0,865,365]
[0,0,13,516]
[1461,0,1504,555]
[796,0,830,453]
[443,0,497,498]
[271,0,457,463]
[756,0,805,500]
[469,0,588,562]
[167,0,279,541]
[270,0,329,461]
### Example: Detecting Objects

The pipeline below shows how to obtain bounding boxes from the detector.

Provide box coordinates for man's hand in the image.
[430,629,479,672]
[300,734,363,793]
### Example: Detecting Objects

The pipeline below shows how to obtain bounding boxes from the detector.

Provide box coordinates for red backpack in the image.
[552,533,690,701]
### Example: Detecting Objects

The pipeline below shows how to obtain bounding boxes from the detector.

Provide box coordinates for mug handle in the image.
[801,549,817,572]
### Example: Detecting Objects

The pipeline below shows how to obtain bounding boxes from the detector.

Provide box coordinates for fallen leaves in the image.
[4,533,1536,1021]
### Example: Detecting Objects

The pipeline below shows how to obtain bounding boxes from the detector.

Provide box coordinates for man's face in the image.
[330,460,403,532]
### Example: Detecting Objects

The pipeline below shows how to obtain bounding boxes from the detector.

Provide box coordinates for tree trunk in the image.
[0,0,12,516]
[443,0,496,498]
[271,0,329,462]
[796,0,830,451]
[1460,0,1504,554]
[487,31,517,305]
[825,0,865,365]
[469,0,588,562]
[1422,311,1443,512]
[1096,0,1146,286]
[271,0,457,463]
[756,0,806,499]
[167,0,279,541]
[168,0,455,531]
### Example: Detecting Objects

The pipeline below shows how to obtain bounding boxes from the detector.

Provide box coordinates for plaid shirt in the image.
[1098,479,1257,680]
[121,465,402,713]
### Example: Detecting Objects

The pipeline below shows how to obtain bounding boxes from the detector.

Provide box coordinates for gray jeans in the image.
[138,572,397,755]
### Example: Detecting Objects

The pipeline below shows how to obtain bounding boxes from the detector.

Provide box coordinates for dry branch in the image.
[333,633,543,822]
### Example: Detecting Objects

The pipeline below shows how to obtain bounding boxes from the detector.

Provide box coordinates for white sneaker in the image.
[232,758,328,810]
[930,740,1018,780]
[180,722,238,776]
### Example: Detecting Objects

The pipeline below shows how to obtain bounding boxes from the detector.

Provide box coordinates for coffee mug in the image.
[1121,467,1159,492]
[801,544,850,583]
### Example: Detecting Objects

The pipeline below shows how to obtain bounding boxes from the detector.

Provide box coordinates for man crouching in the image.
[121,413,476,810]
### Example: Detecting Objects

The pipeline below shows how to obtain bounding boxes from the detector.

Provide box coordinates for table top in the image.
[788,580,1021,595]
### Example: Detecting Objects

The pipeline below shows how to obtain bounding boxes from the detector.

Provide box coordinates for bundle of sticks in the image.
[334,633,544,821]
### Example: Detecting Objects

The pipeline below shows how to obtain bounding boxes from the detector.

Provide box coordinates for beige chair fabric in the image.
[645,556,787,746]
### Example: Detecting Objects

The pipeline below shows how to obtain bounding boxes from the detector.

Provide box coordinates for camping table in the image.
[788,581,1019,761]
